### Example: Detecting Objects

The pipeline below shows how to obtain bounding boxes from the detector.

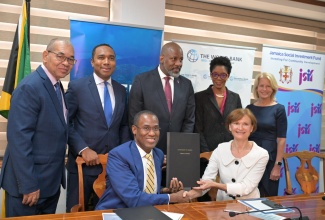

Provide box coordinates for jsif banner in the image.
[176,41,255,107]
[261,45,325,195]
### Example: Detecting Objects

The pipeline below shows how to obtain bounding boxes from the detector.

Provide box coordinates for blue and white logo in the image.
[187,49,199,62]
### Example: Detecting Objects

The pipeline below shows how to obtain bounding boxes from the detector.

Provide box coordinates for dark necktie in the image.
[104,81,112,126]
[55,82,62,107]
[164,76,172,113]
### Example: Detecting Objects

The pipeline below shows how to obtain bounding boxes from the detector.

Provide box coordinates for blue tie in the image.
[55,82,62,107]
[104,81,112,126]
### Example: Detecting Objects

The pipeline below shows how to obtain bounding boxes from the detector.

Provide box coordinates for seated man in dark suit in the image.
[95,110,190,209]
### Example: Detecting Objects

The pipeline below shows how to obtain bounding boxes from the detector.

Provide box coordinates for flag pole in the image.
[26,0,31,47]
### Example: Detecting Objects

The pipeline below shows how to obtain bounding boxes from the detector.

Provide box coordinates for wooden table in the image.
[3,193,325,219]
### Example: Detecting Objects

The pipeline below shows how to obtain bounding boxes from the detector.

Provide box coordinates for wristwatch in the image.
[276,161,282,166]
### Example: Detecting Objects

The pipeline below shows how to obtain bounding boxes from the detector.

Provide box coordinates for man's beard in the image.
[167,69,180,78]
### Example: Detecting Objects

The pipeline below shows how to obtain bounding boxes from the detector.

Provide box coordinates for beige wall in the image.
[0,0,324,157]
[0,0,109,156]
[165,0,325,150]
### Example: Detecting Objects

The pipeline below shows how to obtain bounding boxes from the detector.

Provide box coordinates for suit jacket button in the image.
[232,178,236,182]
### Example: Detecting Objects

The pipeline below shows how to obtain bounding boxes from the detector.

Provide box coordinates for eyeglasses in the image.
[211,72,228,79]
[135,125,160,133]
[48,51,77,65]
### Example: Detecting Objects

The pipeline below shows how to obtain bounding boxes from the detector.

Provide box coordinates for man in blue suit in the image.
[65,43,130,211]
[95,110,189,210]
[0,38,75,217]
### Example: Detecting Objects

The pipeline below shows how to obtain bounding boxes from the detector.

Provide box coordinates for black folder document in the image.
[114,206,172,220]
[166,132,200,189]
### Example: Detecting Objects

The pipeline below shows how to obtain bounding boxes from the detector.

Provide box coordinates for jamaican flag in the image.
[1,0,31,217]
[0,0,31,119]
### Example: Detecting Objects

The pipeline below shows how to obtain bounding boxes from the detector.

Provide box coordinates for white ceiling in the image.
[197,0,325,22]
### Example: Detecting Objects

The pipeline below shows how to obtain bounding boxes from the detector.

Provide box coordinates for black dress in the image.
[246,103,287,197]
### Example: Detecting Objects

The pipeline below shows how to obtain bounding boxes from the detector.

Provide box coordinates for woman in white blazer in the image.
[184,108,269,201]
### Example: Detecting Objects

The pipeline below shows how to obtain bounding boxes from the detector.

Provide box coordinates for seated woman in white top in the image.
[184,108,269,200]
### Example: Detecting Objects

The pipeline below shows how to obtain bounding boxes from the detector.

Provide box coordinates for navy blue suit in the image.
[65,75,130,211]
[95,141,168,210]
[0,66,68,216]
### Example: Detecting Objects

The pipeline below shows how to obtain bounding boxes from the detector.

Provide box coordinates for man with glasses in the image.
[0,38,75,217]
[65,43,130,212]
[95,110,189,210]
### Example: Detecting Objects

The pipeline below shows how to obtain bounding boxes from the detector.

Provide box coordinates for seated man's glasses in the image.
[48,51,77,65]
[135,126,160,133]
[211,72,228,79]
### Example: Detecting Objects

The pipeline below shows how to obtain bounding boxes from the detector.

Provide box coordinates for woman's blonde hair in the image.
[252,72,278,101]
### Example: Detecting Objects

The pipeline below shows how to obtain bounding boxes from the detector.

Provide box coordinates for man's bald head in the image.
[159,42,183,78]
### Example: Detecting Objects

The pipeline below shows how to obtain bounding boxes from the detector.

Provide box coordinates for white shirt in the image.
[136,144,158,194]
[158,66,174,102]
[93,73,115,111]
[202,141,269,200]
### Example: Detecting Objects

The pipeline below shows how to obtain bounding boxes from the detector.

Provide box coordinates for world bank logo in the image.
[187,49,199,62]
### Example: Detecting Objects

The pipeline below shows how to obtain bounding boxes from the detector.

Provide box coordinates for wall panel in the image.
[0,0,109,156]
[165,0,325,149]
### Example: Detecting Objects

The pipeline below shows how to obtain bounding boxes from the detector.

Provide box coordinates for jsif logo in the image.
[287,102,300,116]
[309,144,320,152]
[285,144,299,153]
[297,124,311,138]
[310,103,322,117]
[298,68,313,85]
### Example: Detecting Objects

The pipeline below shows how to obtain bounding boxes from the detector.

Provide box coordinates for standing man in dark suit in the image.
[0,38,75,217]
[128,42,195,154]
[95,110,189,210]
[65,43,130,212]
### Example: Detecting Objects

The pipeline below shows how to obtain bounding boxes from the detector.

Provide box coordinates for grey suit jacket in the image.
[128,68,195,153]
[195,85,242,152]
[66,75,130,176]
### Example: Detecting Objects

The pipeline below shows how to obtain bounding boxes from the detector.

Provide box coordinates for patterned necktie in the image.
[54,82,62,107]
[164,76,172,113]
[104,81,112,126]
[144,153,155,194]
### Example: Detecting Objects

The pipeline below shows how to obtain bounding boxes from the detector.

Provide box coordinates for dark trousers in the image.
[259,160,279,197]
[66,172,99,212]
[5,189,60,217]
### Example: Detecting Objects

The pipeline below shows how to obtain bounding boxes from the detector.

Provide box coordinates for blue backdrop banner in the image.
[69,19,163,89]
[261,45,325,195]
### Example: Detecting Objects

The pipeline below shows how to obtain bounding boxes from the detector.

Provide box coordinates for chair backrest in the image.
[93,154,108,198]
[283,150,325,195]
[200,151,212,161]
[200,151,218,201]
[70,153,108,212]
